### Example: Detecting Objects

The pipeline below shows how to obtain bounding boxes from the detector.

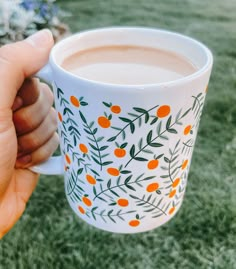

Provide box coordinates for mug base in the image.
[66,195,184,234]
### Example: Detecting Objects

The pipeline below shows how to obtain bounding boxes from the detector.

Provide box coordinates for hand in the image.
[0,30,59,238]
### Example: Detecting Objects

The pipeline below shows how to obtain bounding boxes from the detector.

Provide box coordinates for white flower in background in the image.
[0,0,69,45]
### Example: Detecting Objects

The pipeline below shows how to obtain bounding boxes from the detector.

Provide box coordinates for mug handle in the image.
[29,64,64,175]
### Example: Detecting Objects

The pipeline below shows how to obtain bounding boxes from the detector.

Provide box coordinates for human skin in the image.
[0,30,58,238]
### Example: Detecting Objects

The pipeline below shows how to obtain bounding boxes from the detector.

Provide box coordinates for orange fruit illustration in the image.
[111,105,121,114]
[79,143,88,154]
[184,125,192,135]
[129,219,140,227]
[117,198,129,207]
[82,196,92,207]
[65,154,71,164]
[78,206,85,214]
[156,105,171,118]
[98,116,111,128]
[114,148,126,158]
[169,189,176,198]
[70,96,80,107]
[182,160,188,170]
[58,112,63,122]
[147,159,159,170]
[146,182,159,192]
[107,167,120,176]
[205,85,208,93]
[169,206,176,215]
[86,174,96,185]
[172,178,180,188]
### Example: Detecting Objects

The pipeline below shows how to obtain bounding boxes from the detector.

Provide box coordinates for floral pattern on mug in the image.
[56,86,206,227]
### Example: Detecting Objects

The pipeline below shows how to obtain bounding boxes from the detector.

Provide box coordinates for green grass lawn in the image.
[1,0,236,268]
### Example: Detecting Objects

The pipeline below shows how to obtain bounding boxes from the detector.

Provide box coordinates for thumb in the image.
[0,29,54,109]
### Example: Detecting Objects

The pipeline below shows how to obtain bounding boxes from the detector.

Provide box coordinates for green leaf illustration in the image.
[77,168,83,175]
[130,122,135,133]
[149,143,163,147]
[119,117,131,123]
[130,145,135,157]
[79,110,87,124]
[146,130,153,144]
[63,107,74,116]
[103,102,111,108]
[167,128,178,134]
[166,116,172,129]
[150,117,158,125]
[134,157,148,162]
[133,107,147,114]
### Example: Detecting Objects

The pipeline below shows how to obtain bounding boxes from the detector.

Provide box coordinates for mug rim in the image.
[50,26,213,89]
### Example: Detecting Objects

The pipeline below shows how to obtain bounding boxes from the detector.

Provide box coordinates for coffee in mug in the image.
[61,45,197,85]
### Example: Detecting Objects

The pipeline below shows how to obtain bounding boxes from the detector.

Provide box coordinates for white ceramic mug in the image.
[32,27,213,233]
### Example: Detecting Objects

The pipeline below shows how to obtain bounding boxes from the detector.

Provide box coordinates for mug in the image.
[32,27,213,233]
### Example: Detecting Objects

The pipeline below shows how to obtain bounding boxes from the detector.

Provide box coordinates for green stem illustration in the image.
[130,195,167,216]
[125,108,191,167]
[79,111,112,171]
[168,140,181,183]
[108,104,159,142]
[88,207,136,223]
[93,174,155,201]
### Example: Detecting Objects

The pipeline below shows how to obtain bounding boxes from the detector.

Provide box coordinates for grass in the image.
[1,0,236,268]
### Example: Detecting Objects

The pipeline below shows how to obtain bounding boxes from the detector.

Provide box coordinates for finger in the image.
[0,29,54,109]
[17,78,41,106]
[17,108,57,155]
[11,77,40,112]
[15,133,59,169]
[13,83,54,136]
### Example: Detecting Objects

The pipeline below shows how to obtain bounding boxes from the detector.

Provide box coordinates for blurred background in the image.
[0,0,236,268]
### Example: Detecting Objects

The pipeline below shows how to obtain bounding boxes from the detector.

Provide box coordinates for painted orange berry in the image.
[129,219,140,227]
[79,143,88,154]
[172,178,180,188]
[147,159,159,170]
[86,174,96,185]
[111,105,121,114]
[107,167,120,176]
[58,112,63,122]
[184,125,192,135]
[78,206,85,214]
[114,148,126,158]
[156,105,171,118]
[65,154,71,164]
[146,182,159,192]
[117,198,129,207]
[169,206,176,215]
[98,116,111,128]
[169,189,177,198]
[82,196,92,207]
[182,160,188,170]
[70,96,80,107]
[205,85,208,93]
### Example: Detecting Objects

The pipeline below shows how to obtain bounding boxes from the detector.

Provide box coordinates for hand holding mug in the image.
[0,30,58,238]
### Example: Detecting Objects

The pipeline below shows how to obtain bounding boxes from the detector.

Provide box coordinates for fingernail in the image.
[26,29,53,48]
[12,96,23,111]
[16,155,32,166]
